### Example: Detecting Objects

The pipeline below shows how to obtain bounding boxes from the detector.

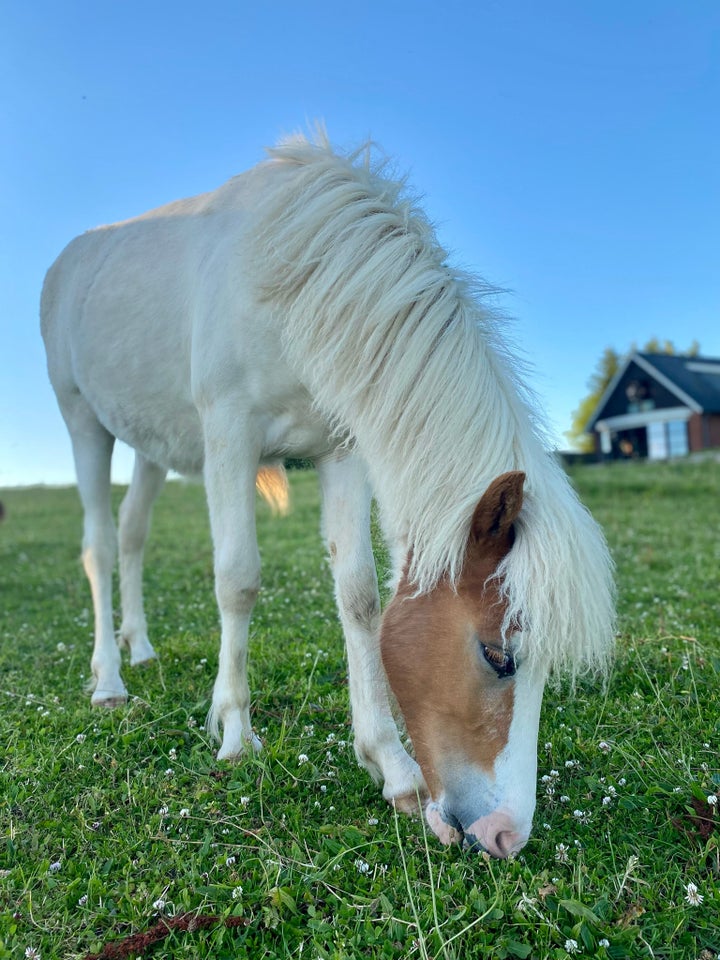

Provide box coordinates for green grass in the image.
[1,460,718,959]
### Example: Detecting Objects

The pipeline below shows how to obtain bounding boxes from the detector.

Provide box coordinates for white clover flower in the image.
[48,861,61,873]
[554,843,570,863]
[602,796,613,806]
[707,794,718,806]
[165,768,174,777]
[25,950,41,960]
[179,808,190,818]
[152,898,166,911]
[78,894,88,906]
[75,733,86,743]
[232,885,243,899]
[599,939,610,948]
[368,817,379,825]
[168,748,177,761]
[564,938,579,954]
[598,741,611,752]
[298,754,309,765]
[354,858,370,874]
[240,796,250,807]
[684,881,703,906]
[517,893,538,913]
[560,795,570,803]
[158,805,169,817]
[226,856,236,866]
[565,760,578,769]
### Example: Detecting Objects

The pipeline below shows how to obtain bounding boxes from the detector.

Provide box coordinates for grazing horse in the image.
[41,132,615,857]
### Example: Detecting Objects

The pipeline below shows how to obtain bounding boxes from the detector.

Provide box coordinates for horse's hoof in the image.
[91,692,128,709]
[216,731,262,761]
[121,634,158,666]
[130,650,158,667]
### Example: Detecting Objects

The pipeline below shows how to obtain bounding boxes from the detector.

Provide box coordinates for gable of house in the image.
[589,353,720,429]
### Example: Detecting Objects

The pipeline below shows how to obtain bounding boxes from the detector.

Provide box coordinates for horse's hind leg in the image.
[118,454,166,665]
[65,403,126,706]
[318,455,427,813]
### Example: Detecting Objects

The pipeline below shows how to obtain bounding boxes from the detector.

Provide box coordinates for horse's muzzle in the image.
[425,801,529,859]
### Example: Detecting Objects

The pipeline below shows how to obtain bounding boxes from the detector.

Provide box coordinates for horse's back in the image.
[40,160,329,472]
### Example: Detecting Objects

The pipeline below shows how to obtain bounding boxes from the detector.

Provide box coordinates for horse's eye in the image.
[482,644,516,678]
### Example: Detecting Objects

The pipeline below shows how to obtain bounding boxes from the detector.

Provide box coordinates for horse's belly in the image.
[77,371,205,474]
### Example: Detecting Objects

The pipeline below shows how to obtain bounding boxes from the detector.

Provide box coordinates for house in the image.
[587,352,720,460]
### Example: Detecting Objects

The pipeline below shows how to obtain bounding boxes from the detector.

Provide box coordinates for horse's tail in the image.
[256,464,290,515]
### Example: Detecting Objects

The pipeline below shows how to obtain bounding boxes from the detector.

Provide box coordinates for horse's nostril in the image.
[494,829,524,858]
[462,825,526,858]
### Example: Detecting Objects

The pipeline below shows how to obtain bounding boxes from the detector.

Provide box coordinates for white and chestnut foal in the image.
[41,132,614,858]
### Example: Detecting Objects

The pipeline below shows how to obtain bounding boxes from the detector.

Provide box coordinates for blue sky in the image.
[2,1,719,486]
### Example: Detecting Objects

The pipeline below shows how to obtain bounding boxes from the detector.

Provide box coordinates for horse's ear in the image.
[470,472,525,545]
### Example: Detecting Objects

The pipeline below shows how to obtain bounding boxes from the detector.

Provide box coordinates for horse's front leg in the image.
[203,415,262,760]
[317,455,427,813]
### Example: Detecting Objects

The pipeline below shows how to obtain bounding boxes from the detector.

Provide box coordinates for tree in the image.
[565,339,701,451]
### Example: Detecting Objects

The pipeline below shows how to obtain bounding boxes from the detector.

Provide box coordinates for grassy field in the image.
[1,459,718,959]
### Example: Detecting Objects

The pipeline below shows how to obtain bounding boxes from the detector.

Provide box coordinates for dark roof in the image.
[588,352,720,429]
[635,353,720,412]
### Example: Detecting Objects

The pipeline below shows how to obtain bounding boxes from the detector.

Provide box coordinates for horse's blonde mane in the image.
[253,131,615,677]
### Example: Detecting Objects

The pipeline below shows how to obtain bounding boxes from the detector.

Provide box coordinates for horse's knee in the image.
[336,564,380,630]
[82,524,117,576]
[215,570,260,616]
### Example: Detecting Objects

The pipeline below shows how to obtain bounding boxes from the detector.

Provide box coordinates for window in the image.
[647,420,688,459]
[667,420,688,457]
[647,422,667,459]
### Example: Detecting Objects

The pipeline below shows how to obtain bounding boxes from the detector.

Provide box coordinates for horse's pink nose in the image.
[464,811,530,858]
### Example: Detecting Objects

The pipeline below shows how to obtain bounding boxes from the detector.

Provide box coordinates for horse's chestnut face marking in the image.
[381,473,542,858]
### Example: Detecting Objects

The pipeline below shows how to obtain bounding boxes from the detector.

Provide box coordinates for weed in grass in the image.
[1,460,719,958]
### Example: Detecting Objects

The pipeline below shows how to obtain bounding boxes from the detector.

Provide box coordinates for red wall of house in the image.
[688,413,720,451]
